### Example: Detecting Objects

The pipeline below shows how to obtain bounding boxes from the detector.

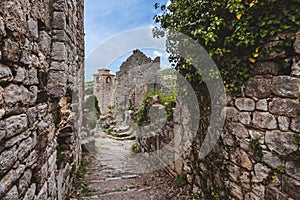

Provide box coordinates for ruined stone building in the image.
[93,68,115,114]
[94,50,161,115]
[0,0,84,199]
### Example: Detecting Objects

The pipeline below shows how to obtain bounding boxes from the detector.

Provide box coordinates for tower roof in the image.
[93,67,115,77]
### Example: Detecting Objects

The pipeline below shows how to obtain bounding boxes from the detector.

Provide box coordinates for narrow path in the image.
[77,131,175,200]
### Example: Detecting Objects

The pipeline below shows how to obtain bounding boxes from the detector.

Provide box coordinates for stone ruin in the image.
[93,49,161,116]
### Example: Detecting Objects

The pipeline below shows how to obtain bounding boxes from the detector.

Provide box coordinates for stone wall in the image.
[137,31,300,199]
[114,50,160,111]
[0,0,84,199]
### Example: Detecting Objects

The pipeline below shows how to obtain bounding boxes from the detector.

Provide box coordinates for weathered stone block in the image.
[39,31,51,55]
[18,136,35,160]
[5,114,28,138]
[36,180,48,199]
[24,68,39,85]
[252,61,280,76]
[24,150,38,168]
[221,132,235,146]
[291,117,300,133]
[272,76,300,98]
[12,66,25,82]
[278,116,290,131]
[23,183,36,200]
[51,42,66,61]
[48,70,67,85]
[269,98,300,117]
[235,98,255,111]
[265,187,290,200]
[18,169,32,195]
[50,61,67,71]
[52,30,67,42]
[224,107,239,121]
[26,107,37,126]
[0,145,17,176]
[230,148,253,170]
[3,185,18,200]
[28,17,38,39]
[253,163,270,182]
[245,193,260,200]
[265,130,298,155]
[2,39,19,62]
[262,151,283,169]
[228,182,243,200]
[256,99,268,111]
[286,161,300,181]
[282,175,300,199]
[53,0,67,11]
[253,184,265,198]
[228,164,241,182]
[239,112,251,125]
[3,84,31,105]
[53,12,66,30]
[227,123,249,139]
[5,130,31,148]
[0,64,13,83]
[244,77,272,98]
[0,164,25,195]
[252,112,277,129]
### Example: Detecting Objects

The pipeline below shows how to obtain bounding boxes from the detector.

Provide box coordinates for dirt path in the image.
[75,131,177,200]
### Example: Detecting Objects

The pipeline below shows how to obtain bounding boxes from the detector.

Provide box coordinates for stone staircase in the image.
[99,114,136,141]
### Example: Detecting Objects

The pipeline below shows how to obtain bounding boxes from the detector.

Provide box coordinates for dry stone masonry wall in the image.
[137,31,300,199]
[0,0,84,199]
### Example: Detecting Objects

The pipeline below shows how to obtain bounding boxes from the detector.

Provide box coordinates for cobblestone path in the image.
[75,131,175,200]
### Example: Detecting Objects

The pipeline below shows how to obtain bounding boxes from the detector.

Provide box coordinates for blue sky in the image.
[84,0,170,81]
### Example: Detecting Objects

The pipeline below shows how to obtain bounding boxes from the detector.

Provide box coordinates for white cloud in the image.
[153,50,163,57]
[166,0,171,8]
[84,0,170,81]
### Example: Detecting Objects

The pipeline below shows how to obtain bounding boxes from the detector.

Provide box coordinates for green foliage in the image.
[172,175,187,187]
[249,137,263,160]
[136,90,176,125]
[131,143,138,153]
[56,153,67,169]
[154,0,300,91]
[87,119,97,129]
[84,95,101,114]
[263,165,286,185]
[72,154,92,195]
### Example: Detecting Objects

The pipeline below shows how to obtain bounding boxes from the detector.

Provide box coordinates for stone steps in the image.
[106,134,136,141]
[111,129,133,137]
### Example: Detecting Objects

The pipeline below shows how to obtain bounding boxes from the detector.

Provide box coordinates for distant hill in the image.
[160,68,177,92]
[84,81,94,96]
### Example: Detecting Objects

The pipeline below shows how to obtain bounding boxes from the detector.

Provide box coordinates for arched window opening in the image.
[106,77,112,83]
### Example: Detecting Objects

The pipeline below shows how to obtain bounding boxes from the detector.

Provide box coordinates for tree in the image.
[154,0,300,92]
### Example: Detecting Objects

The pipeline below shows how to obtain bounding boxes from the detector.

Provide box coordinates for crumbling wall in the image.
[137,31,300,199]
[114,50,160,111]
[0,0,84,199]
